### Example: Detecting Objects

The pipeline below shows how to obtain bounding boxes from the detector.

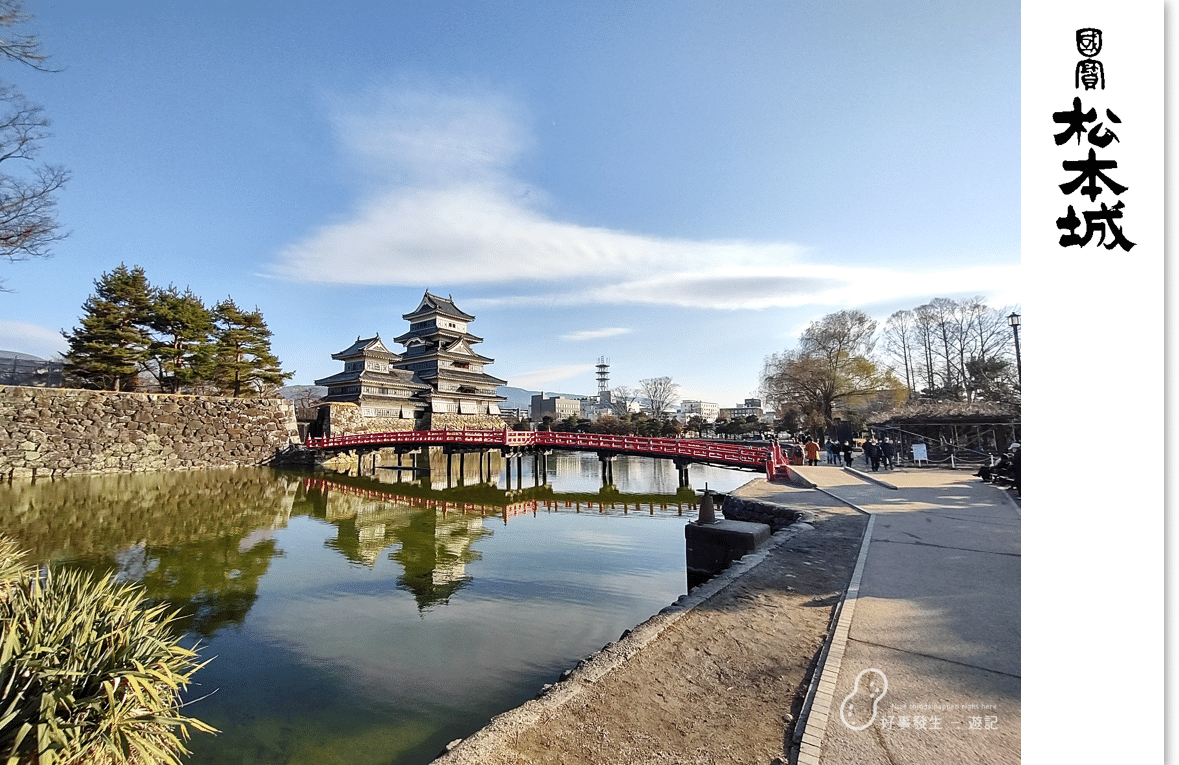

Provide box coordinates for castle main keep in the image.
[314,291,507,434]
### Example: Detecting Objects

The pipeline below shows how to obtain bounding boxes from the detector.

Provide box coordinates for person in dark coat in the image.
[842,441,854,467]
[1010,445,1021,496]
[881,438,896,469]
[865,439,882,471]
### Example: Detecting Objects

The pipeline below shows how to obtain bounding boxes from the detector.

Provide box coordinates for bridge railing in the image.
[305,428,792,475]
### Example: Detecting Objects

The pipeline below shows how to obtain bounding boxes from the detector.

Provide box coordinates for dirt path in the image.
[434,481,868,765]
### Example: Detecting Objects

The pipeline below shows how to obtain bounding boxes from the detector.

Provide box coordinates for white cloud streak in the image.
[558,328,633,342]
[272,82,1017,311]
[508,364,594,390]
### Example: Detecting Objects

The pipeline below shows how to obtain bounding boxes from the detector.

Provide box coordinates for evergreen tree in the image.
[210,298,291,397]
[61,264,153,391]
[146,285,214,393]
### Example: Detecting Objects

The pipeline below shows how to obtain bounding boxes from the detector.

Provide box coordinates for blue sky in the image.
[0,0,1020,406]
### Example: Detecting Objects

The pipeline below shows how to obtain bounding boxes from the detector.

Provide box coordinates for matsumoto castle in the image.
[313,291,508,434]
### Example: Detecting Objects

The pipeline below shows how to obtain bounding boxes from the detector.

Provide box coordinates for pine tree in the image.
[61,264,153,391]
[210,298,291,397]
[146,285,214,393]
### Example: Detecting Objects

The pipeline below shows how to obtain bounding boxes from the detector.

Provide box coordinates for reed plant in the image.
[1,537,215,765]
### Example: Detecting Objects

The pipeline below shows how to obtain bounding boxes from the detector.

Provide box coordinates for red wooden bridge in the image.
[305,429,793,478]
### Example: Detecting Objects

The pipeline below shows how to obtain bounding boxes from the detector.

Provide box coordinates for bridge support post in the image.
[516,454,524,489]
[505,451,512,487]
[598,453,615,486]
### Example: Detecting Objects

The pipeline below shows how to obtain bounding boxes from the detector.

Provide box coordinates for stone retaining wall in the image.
[0,386,299,478]
[428,412,507,431]
[719,495,800,531]
[315,402,419,438]
[314,403,506,437]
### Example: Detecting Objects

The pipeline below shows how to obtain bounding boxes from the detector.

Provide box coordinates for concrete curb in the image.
[840,466,898,490]
[432,520,817,764]
[812,487,872,515]
[792,513,877,765]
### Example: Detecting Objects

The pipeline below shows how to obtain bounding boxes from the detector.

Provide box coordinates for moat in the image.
[1,452,755,765]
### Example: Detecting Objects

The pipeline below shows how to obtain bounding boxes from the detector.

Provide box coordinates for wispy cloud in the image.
[271,81,1016,310]
[558,327,632,342]
[508,364,594,390]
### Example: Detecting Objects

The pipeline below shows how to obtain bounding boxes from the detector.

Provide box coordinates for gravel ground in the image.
[433,481,868,765]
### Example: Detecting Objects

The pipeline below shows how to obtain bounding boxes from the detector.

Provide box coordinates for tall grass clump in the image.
[0,536,216,764]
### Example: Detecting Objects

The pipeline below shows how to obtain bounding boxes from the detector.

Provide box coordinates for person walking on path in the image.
[881,438,896,469]
[1011,443,1021,496]
[865,438,882,471]
[842,441,854,468]
[803,437,820,466]
[826,439,838,465]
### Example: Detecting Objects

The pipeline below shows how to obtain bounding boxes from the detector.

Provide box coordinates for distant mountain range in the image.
[0,350,56,362]
[496,386,589,409]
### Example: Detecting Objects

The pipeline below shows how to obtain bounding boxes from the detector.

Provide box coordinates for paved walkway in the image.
[783,465,1021,765]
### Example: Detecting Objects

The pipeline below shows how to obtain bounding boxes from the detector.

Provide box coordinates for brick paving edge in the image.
[790,512,877,765]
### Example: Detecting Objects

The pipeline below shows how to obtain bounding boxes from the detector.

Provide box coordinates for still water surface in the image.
[1,452,755,765]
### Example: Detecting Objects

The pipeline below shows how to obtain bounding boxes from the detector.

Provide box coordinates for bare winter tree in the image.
[906,297,1018,402]
[609,385,639,418]
[0,1,68,291]
[880,309,918,398]
[638,376,680,417]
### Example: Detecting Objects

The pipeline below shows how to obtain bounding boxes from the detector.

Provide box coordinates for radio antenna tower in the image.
[596,357,610,403]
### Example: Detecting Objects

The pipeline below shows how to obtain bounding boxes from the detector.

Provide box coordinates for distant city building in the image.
[580,397,614,421]
[744,398,762,409]
[718,403,765,421]
[498,406,529,422]
[531,391,581,423]
[680,399,720,422]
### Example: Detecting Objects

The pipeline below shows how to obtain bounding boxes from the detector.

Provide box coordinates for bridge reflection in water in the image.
[303,470,701,612]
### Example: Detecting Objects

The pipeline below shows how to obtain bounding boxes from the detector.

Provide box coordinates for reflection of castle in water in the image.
[303,477,498,611]
[301,474,700,611]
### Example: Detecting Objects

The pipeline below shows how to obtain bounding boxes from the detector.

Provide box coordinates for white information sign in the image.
[912,443,928,462]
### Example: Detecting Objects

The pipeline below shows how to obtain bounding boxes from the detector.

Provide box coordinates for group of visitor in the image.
[801,437,856,467]
[975,442,1021,495]
[799,435,901,472]
[860,438,896,472]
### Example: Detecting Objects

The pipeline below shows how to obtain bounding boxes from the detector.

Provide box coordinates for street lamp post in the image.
[1008,312,1021,384]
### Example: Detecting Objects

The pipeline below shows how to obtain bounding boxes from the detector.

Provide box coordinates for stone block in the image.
[685,519,771,579]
